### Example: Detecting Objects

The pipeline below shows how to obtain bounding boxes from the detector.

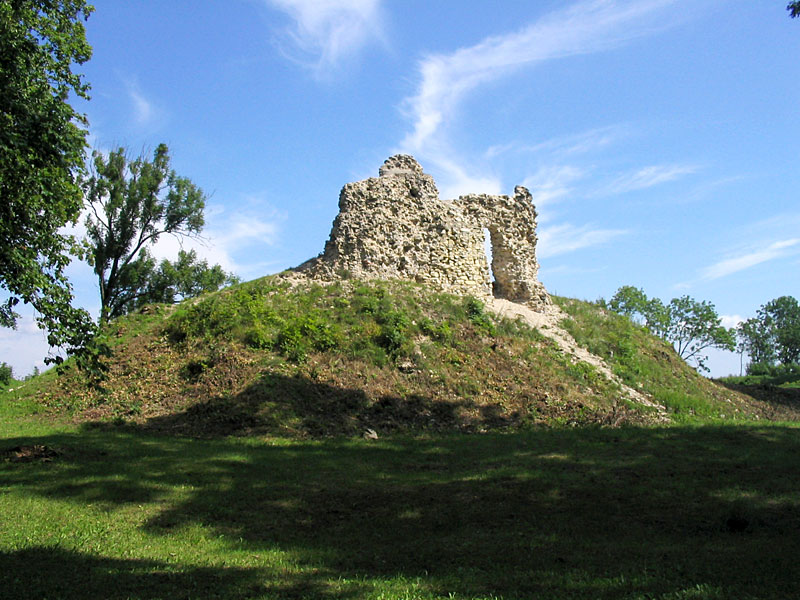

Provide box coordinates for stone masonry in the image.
[297,155,550,310]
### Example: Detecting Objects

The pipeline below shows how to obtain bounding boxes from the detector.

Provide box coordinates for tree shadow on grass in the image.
[3,424,800,598]
[716,380,800,420]
[0,546,349,600]
[141,370,521,438]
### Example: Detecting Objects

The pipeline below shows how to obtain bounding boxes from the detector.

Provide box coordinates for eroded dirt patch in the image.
[2,444,63,463]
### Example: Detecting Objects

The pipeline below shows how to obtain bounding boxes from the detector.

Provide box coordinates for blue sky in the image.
[3,0,799,377]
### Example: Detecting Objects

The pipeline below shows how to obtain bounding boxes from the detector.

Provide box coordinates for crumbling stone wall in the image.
[298,155,550,310]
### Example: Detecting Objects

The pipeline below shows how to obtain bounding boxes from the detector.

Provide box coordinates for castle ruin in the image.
[298,155,550,310]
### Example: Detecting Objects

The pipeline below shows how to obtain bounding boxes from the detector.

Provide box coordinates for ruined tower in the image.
[298,155,550,310]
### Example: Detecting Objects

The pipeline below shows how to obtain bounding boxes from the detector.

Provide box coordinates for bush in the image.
[0,362,12,385]
[377,310,411,354]
[746,362,774,376]
[464,297,496,335]
[276,313,340,363]
[747,362,800,377]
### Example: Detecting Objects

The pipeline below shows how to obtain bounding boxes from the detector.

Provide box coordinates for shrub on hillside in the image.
[0,362,12,386]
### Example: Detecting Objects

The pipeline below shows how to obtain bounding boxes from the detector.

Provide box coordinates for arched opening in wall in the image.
[483,228,496,295]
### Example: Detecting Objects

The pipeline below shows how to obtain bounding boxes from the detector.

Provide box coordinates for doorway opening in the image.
[483,228,497,296]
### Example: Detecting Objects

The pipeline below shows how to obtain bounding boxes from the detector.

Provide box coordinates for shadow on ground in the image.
[0,547,282,600]
[137,366,635,438]
[141,370,534,438]
[3,425,800,598]
[716,380,800,420]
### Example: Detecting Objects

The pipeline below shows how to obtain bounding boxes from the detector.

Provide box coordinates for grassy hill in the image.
[6,274,798,436]
[4,275,800,599]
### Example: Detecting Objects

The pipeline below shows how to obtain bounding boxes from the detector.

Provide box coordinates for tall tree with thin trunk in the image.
[83,144,207,321]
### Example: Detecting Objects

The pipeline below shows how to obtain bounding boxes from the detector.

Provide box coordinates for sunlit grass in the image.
[2,411,800,599]
[554,296,761,422]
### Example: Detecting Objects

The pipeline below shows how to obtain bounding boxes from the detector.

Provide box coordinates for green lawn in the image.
[2,404,800,599]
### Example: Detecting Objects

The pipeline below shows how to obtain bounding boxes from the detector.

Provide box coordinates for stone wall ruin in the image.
[297,155,550,310]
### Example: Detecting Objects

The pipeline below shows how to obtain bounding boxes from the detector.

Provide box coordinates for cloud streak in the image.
[150,207,283,279]
[700,238,800,280]
[265,0,384,73]
[487,124,629,160]
[604,164,699,194]
[538,223,627,259]
[122,78,161,128]
[523,165,585,209]
[401,0,678,153]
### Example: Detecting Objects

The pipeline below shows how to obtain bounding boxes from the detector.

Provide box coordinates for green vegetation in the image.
[167,279,502,366]
[556,297,767,421]
[0,0,97,362]
[8,277,794,433]
[83,143,234,321]
[716,363,800,417]
[737,296,800,372]
[2,406,800,599]
[721,363,800,387]
[14,277,673,436]
[607,286,734,372]
[0,362,12,386]
[3,278,800,598]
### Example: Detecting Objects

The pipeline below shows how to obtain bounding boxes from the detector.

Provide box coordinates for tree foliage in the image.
[738,296,800,370]
[664,295,735,371]
[608,286,668,337]
[0,0,97,361]
[737,317,775,366]
[608,287,734,372]
[130,249,238,313]
[0,361,12,386]
[789,2,800,18]
[83,144,234,320]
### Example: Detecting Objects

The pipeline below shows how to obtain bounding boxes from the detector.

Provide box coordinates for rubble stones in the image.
[297,155,550,311]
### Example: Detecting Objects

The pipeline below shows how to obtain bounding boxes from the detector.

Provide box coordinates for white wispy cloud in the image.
[150,205,283,279]
[700,238,800,280]
[720,314,744,329]
[400,0,678,154]
[486,124,628,159]
[603,164,699,195]
[433,155,502,199]
[122,78,162,128]
[537,223,627,259]
[397,0,680,204]
[0,308,54,377]
[265,0,384,73]
[522,165,585,209]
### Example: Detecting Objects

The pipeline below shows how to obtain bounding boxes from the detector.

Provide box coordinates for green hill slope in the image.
[10,275,798,436]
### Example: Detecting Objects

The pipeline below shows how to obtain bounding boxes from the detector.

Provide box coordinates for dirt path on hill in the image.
[488,298,668,417]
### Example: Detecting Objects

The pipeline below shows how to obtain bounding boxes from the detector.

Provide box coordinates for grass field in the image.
[3,280,799,598]
[3,403,800,599]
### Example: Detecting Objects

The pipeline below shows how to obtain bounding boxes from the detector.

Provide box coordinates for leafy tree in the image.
[735,296,800,374]
[131,249,238,312]
[789,2,800,18]
[0,0,97,361]
[758,296,800,365]
[83,144,234,320]
[609,287,734,372]
[608,286,669,337]
[737,317,775,368]
[664,295,735,372]
[608,286,649,320]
